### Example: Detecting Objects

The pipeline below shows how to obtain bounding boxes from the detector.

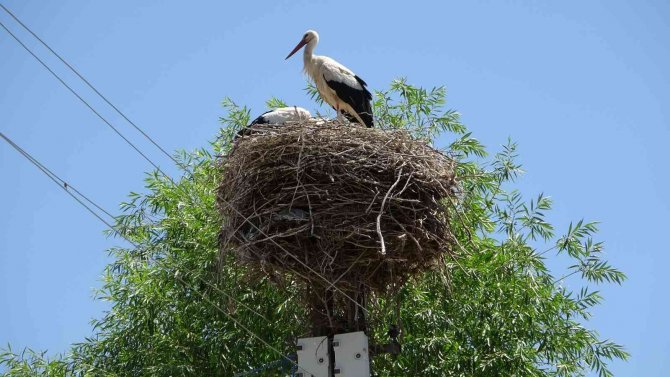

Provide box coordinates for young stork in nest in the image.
[286,30,374,128]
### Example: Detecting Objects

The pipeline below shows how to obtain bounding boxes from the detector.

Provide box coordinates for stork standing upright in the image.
[285,30,374,128]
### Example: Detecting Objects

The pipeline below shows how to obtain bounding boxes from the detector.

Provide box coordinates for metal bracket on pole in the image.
[295,336,330,377]
[296,332,371,377]
[332,332,370,377]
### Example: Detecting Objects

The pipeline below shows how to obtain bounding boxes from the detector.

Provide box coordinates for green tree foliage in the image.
[1,80,627,376]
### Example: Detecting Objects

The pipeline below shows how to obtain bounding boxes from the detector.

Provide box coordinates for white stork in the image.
[250,106,311,126]
[285,30,374,128]
[236,106,311,139]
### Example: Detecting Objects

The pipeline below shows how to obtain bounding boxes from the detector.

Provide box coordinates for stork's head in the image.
[285,30,319,60]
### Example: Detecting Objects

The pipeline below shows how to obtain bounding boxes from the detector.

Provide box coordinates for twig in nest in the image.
[377,167,404,256]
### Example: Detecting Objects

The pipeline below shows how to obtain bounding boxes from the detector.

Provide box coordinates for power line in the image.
[0,11,368,317]
[0,131,315,372]
[0,3,184,171]
[0,131,122,238]
[0,130,272,322]
[0,133,116,221]
[0,19,172,182]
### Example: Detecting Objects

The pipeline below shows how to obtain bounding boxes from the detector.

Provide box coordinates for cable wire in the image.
[0,133,116,221]
[0,132,275,321]
[0,131,121,237]
[0,3,184,171]
[0,19,172,182]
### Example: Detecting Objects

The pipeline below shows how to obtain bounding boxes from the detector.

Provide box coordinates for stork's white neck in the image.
[303,38,317,65]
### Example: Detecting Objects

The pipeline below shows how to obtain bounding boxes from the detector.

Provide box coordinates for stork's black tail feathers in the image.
[358,100,374,128]
[354,75,374,128]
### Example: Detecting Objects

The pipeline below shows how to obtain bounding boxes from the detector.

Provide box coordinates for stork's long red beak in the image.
[285,38,307,60]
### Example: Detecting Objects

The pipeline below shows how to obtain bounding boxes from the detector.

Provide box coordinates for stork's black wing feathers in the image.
[236,110,272,140]
[324,75,374,128]
[249,110,272,126]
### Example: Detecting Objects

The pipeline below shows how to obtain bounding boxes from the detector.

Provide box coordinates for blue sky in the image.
[1,1,668,375]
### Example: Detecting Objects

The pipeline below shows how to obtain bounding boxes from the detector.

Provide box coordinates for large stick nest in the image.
[218,121,458,294]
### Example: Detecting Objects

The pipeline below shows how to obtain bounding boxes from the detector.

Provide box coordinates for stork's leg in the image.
[335,102,343,122]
